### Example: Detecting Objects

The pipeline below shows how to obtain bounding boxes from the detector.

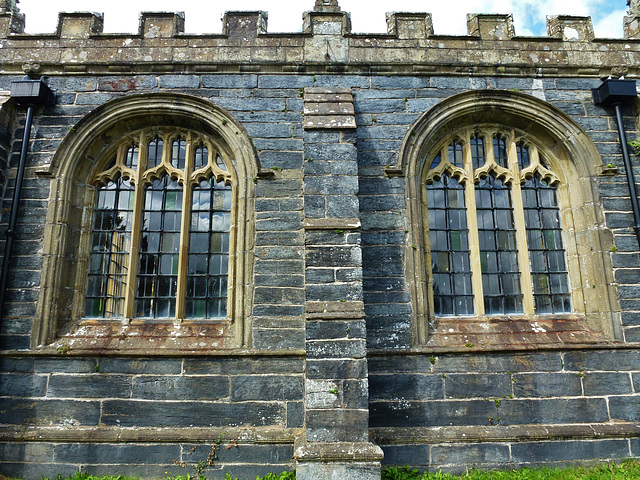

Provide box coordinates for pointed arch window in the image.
[85,129,234,321]
[424,128,570,318]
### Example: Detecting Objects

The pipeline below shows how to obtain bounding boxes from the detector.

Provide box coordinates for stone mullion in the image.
[123,134,147,319]
[175,137,193,321]
[510,139,535,315]
[463,134,484,317]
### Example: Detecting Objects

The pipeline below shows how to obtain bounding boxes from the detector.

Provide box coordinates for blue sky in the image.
[18,0,629,38]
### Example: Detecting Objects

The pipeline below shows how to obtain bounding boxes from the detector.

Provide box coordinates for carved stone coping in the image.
[386,12,434,39]
[303,87,356,130]
[57,12,104,38]
[140,12,185,39]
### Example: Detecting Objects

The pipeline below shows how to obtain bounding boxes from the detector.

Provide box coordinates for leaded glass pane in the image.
[85,176,134,318]
[427,174,473,316]
[523,175,571,314]
[475,175,523,314]
[185,178,232,319]
[147,137,163,169]
[448,141,464,168]
[171,137,186,169]
[124,144,138,169]
[471,134,485,170]
[194,145,208,169]
[493,135,508,168]
[135,176,182,318]
[517,142,530,169]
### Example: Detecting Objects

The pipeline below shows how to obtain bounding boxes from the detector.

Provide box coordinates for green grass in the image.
[382,460,640,480]
[11,461,640,480]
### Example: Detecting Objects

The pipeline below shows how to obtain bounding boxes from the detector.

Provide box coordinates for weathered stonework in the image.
[0,1,640,478]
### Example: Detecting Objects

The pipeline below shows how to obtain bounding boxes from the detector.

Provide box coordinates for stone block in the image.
[231,375,303,401]
[511,439,630,463]
[201,75,258,89]
[296,461,381,480]
[609,395,640,421]
[252,326,306,349]
[583,372,633,395]
[307,358,368,380]
[445,374,511,399]
[184,357,304,375]
[47,374,132,399]
[53,443,180,464]
[223,11,268,37]
[287,401,304,427]
[158,75,200,88]
[564,350,640,371]
[132,375,229,401]
[499,398,608,425]
[431,444,510,466]
[0,357,34,373]
[386,12,433,39]
[624,15,640,39]
[99,357,181,374]
[305,143,357,161]
[467,14,515,40]
[101,400,285,427]
[140,12,185,38]
[0,443,54,463]
[0,398,100,425]
[0,373,47,397]
[512,373,582,398]
[306,409,369,442]
[547,15,594,42]
[369,374,442,401]
[56,12,103,38]
[34,358,97,373]
[307,339,366,359]
[370,399,495,427]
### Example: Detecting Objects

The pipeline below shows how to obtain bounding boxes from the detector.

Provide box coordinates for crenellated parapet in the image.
[1,3,639,78]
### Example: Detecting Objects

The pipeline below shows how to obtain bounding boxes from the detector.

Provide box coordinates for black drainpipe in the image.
[0,78,54,326]
[593,79,640,247]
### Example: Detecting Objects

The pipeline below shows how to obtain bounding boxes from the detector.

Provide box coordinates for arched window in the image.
[424,128,570,318]
[85,129,233,321]
[34,94,257,349]
[397,91,621,345]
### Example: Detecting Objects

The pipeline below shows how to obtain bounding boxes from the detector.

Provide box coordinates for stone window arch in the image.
[34,93,258,349]
[396,91,621,346]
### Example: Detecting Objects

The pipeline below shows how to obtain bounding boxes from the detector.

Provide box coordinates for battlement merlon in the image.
[2,8,640,78]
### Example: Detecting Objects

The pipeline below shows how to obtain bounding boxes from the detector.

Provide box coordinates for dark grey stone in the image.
[48,374,132,399]
[499,398,608,425]
[307,358,368,380]
[231,375,303,401]
[512,373,582,398]
[431,444,510,466]
[445,374,511,399]
[306,409,369,442]
[609,395,640,421]
[583,372,633,395]
[0,373,47,397]
[564,350,640,371]
[34,358,98,373]
[132,375,229,400]
[307,339,367,359]
[184,357,304,375]
[370,399,495,427]
[201,75,258,88]
[511,439,630,463]
[101,400,285,427]
[287,401,304,428]
[54,443,180,464]
[369,374,442,401]
[0,398,100,425]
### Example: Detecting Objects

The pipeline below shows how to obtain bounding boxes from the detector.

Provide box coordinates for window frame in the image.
[423,126,571,319]
[394,91,622,346]
[34,93,258,349]
[81,127,237,323]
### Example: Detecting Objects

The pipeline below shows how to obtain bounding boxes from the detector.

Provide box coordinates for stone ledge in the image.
[303,217,360,230]
[294,440,383,462]
[0,425,300,444]
[371,422,640,445]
